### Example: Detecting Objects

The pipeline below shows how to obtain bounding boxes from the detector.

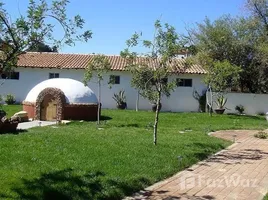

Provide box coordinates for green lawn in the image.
[1,105,268,199]
[1,104,22,118]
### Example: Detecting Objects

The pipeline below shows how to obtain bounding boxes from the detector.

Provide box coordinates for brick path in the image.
[125,130,268,200]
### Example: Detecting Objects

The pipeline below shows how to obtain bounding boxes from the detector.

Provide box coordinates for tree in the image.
[121,20,183,145]
[204,60,242,93]
[247,0,268,35]
[83,55,111,125]
[0,0,92,73]
[27,42,58,52]
[187,15,266,93]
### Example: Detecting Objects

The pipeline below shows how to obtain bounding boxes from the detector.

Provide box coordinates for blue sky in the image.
[3,0,246,54]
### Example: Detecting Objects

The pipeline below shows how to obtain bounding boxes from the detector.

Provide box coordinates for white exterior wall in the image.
[208,92,268,115]
[0,67,207,112]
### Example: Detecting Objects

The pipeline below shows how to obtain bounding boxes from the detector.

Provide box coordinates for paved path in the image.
[17,121,56,130]
[125,130,268,200]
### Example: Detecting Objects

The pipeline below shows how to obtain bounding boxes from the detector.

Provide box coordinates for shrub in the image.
[193,89,206,112]
[235,105,245,114]
[113,90,127,109]
[254,131,268,139]
[257,112,265,116]
[0,95,2,108]
[5,94,16,105]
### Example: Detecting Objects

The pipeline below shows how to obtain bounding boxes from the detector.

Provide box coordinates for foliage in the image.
[83,55,111,84]
[0,0,92,73]
[121,20,184,145]
[0,94,2,108]
[257,111,266,116]
[113,90,126,105]
[215,94,227,109]
[27,41,58,52]
[83,54,112,125]
[187,13,268,93]
[254,131,268,139]
[193,89,207,112]
[235,105,245,114]
[4,94,15,105]
[3,106,268,199]
[204,60,242,93]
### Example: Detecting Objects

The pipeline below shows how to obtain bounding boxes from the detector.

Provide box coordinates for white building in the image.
[0,52,207,112]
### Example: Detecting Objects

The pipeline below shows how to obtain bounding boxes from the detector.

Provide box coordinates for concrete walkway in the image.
[125,130,268,200]
[17,121,57,130]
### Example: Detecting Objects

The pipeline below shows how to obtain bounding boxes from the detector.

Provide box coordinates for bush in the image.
[257,112,265,116]
[5,94,16,105]
[193,89,206,112]
[235,105,245,114]
[254,131,268,139]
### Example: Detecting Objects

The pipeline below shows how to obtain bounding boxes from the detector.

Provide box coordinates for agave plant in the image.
[215,94,227,109]
[113,90,127,109]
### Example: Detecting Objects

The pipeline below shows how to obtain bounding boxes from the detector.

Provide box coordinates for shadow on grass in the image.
[0,129,28,135]
[0,169,150,200]
[226,113,264,120]
[100,115,112,121]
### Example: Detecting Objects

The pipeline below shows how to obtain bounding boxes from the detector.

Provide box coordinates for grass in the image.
[1,104,22,118]
[1,105,268,199]
[264,194,268,200]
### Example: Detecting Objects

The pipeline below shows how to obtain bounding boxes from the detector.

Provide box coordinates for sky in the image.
[3,0,246,55]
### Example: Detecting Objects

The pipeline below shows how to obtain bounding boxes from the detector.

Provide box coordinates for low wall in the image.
[23,103,98,121]
[207,92,268,115]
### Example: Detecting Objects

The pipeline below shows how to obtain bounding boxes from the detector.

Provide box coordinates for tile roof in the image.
[17,52,206,74]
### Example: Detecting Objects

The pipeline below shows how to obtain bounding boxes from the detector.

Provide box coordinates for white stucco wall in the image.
[0,67,207,112]
[208,92,268,115]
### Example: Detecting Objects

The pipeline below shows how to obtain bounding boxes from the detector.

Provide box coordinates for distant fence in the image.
[207,92,268,115]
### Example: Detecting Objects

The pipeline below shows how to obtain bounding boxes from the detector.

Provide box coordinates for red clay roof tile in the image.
[17,52,206,74]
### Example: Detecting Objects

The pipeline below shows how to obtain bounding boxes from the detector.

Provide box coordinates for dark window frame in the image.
[109,75,120,84]
[0,71,20,80]
[49,73,60,79]
[176,78,192,87]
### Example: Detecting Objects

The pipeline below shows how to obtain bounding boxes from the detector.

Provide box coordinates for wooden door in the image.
[41,95,57,121]
[46,100,57,121]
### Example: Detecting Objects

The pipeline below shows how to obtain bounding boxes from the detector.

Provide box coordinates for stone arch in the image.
[35,87,66,121]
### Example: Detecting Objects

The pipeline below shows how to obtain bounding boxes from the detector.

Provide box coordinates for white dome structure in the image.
[23,78,99,121]
[25,78,98,104]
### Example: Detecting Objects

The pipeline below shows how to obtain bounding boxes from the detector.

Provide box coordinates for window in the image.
[49,73,59,79]
[176,78,192,87]
[109,75,120,84]
[0,72,20,80]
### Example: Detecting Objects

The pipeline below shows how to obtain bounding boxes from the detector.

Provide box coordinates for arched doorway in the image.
[35,87,66,121]
[40,94,57,121]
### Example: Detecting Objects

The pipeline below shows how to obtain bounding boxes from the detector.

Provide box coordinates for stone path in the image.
[125,130,268,200]
[17,121,57,130]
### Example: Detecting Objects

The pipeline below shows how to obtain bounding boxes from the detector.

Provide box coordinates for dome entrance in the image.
[23,78,99,121]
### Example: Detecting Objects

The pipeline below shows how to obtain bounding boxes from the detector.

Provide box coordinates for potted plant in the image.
[113,90,127,109]
[214,94,227,114]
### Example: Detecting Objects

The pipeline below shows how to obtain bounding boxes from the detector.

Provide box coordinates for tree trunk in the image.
[153,93,161,145]
[97,79,101,125]
[136,91,139,112]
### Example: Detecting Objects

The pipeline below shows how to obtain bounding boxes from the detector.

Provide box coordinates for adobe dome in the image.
[25,78,98,104]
